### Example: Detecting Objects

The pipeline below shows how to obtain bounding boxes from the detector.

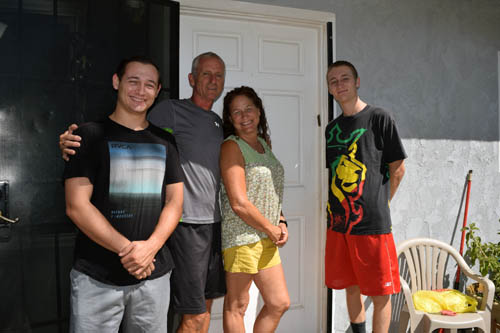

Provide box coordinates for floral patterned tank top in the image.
[220,135,285,250]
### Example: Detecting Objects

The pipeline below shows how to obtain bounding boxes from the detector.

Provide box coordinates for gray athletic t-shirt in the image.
[148,98,223,224]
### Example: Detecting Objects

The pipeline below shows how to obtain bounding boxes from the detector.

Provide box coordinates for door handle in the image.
[0,210,19,224]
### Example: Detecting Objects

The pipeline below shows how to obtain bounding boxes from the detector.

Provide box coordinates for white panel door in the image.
[179,1,331,331]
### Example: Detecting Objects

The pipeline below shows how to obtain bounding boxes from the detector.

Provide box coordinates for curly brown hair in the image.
[222,86,271,145]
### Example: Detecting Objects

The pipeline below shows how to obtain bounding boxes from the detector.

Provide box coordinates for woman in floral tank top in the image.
[219,86,290,332]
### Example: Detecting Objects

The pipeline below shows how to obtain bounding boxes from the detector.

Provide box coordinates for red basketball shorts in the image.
[325,230,400,296]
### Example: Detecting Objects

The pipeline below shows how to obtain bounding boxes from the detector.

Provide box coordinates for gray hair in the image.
[191,52,226,78]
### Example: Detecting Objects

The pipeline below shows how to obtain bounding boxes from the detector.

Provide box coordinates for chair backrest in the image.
[396,238,466,293]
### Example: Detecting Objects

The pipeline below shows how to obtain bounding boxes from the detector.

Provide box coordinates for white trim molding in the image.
[179,0,335,27]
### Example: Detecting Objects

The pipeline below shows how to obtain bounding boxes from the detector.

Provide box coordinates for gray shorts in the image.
[69,269,171,333]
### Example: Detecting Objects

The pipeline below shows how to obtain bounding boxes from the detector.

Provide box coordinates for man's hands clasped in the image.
[119,240,160,280]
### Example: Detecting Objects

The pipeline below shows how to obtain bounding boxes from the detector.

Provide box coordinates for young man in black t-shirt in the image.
[60,53,227,333]
[325,61,406,333]
[63,57,183,332]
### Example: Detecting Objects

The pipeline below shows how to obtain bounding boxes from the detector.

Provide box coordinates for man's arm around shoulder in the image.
[119,182,183,277]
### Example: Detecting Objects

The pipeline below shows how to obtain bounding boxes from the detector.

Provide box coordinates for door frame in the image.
[177,0,335,331]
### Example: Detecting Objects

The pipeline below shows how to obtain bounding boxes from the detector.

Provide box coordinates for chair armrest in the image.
[464,273,495,311]
[450,248,496,311]
[400,276,418,315]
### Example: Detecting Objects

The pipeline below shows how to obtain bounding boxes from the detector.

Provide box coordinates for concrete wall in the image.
[241,0,500,331]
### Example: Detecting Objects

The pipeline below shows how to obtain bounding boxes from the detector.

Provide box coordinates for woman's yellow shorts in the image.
[223,238,281,274]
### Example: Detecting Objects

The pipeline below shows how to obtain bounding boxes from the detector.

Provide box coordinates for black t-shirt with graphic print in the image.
[325,105,407,235]
[63,118,183,286]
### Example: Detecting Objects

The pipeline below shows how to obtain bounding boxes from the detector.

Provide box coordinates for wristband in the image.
[279,220,288,227]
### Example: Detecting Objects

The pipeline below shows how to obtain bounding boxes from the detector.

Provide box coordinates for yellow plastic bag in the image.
[412,289,478,313]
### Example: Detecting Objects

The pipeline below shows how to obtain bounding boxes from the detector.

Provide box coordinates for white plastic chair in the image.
[397,238,495,333]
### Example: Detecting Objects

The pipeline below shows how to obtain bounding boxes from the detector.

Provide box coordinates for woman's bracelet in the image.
[279,220,288,227]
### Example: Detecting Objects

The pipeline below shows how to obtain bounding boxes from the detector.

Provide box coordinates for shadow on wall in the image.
[326,0,500,142]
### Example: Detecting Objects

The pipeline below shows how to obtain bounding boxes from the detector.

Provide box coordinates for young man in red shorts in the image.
[324,60,406,333]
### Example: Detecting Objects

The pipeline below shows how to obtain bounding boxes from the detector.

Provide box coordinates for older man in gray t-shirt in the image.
[148,97,226,321]
[147,53,227,332]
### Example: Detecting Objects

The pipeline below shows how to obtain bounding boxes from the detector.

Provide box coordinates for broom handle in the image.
[459,170,473,256]
[454,170,473,289]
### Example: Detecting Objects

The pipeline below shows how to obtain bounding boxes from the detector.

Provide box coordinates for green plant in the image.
[464,220,500,302]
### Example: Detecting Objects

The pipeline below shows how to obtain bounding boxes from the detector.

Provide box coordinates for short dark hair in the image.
[191,52,226,78]
[327,60,358,80]
[115,56,161,84]
[222,86,271,145]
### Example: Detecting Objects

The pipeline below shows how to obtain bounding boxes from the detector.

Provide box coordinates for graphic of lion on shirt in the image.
[326,124,367,234]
